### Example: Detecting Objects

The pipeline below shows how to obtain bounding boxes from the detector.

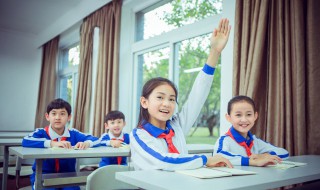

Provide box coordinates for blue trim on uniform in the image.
[132,128,204,164]
[230,127,254,147]
[202,64,215,75]
[256,137,289,159]
[241,157,249,166]
[217,135,249,166]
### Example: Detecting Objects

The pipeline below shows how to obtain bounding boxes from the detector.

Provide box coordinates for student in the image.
[213,95,289,166]
[22,98,99,190]
[130,18,233,171]
[98,110,130,167]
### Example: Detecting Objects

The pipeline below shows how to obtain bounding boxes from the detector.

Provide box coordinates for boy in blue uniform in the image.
[98,110,130,167]
[22,98,99,190]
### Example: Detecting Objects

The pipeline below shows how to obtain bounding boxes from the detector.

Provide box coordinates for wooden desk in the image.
[0,138,23,190]
[116,155,320,190]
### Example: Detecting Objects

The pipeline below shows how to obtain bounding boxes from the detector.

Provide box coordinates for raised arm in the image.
[207,18,231,67]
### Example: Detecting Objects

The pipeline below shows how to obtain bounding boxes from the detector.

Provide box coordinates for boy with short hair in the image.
[98,110,130,167]
[22,98,99,190]
[213,95,289,167]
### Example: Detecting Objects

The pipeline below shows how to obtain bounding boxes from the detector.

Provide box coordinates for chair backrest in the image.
[86,165,138,190]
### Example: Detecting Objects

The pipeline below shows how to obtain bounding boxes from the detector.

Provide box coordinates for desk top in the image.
[9,146,131,159]
[9,143,214,159]
[0,138,22,146]
[116,155,320,190]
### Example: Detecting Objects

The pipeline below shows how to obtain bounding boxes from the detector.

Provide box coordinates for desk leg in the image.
[15,157,22,189]
[1,145,9,190]
[35,159,43,190]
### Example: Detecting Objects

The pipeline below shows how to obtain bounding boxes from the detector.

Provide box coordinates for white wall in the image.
[0,31,41,132]
[0,0,112,133]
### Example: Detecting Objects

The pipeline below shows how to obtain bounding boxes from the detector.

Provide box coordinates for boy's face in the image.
[105,119,125,137]
[225,101,258,138]
[45,108,71,133]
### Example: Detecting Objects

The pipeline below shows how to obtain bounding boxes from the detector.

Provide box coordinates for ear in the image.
[104,123,109,130]
[254,112,258,121]
[225,113,232,123]
[123,121,126,126]
[68,114,72,122]
[140,96,148,109]
[45,113,50,121]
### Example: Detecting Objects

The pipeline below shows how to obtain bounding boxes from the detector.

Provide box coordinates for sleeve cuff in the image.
[44,140,51,148]
[202,155,208,166]
[241,157,250,166]
[202,63,215,75]
[85,140,94,147]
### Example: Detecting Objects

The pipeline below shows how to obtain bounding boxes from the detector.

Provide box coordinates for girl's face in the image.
[140,84,176,129]
[225,101,258,138]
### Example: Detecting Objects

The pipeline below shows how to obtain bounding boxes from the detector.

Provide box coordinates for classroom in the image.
[1,0,320,190]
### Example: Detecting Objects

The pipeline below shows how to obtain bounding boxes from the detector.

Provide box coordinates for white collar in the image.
[49,125,70,139]
[108,131,124,140]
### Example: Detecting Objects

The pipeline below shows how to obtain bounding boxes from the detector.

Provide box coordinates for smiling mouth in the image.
[159,109,169,114]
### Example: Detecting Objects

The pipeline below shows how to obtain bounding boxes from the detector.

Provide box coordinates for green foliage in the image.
[163,0,222,27]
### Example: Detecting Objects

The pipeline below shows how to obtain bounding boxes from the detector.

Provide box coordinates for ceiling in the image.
[0,0,111,46]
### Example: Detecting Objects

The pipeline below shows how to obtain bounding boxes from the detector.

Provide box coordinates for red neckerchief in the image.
[157,129,179,154]
[111,138,124,165]
[226,128,253,156]
[45,126,67,172]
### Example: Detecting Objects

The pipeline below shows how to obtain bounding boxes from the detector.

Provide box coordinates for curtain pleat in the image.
[73,0,122,136]
[234,0,320,155]
[34,36,59,129]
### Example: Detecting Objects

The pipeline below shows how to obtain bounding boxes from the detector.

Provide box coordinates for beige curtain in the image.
[73,0,122,136]
[92,0,122,137]
[233,0,320,155]
[34,36,59,128]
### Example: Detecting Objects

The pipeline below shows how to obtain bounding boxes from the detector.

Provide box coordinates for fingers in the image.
[216,18,230,36]
[61,141,72,149]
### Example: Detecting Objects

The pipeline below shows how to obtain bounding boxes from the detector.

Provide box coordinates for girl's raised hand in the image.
[210,18,231,53]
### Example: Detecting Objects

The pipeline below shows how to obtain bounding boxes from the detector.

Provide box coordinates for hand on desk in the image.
[110,139,124,148]
[74,141,90,149]
[249,153,282,166]
[50,141,90,149]
[206,155,233,168]
[51,141,72,149]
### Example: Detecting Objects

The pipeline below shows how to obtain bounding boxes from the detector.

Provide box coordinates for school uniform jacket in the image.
[130,64,215,171]
[22,126,99,184]
[213,126,289,166]
[98,131,130,167]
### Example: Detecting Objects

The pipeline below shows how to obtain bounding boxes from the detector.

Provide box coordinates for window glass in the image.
[60,45,80,70]
[177,34,221,140]
[136,0,222,41]
[59,75,73,104]
[58,44,80,116]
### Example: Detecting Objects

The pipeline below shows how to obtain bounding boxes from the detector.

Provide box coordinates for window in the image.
[136,0,222,41]
[125,0,223,144]
[58,44,80,119]
[119,0,235,140]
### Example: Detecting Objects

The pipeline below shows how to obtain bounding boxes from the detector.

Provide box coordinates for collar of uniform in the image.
[49,125,70,139]
[142,121,173,138]
[108,131,124,139]
[230,126,253,145]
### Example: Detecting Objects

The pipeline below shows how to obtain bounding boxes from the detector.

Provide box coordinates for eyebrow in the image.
[155,91,176,97]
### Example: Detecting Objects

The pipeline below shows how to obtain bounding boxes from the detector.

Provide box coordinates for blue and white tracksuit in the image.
[22,125,99,190]
[98,131,130,167]
[130,64,215,171]
[213,126,289,166]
